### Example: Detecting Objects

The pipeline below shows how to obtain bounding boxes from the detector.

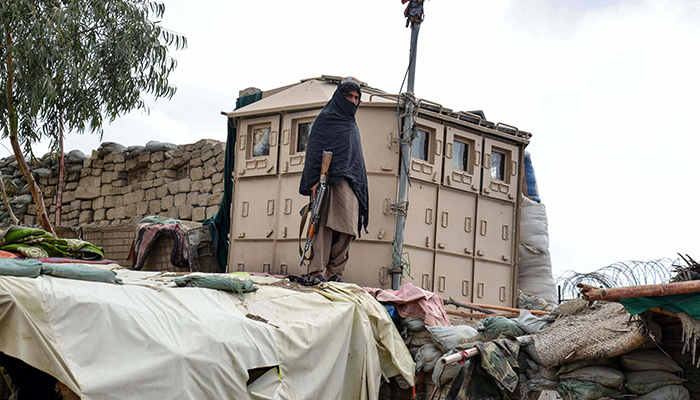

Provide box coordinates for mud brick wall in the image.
[0,139,226,228]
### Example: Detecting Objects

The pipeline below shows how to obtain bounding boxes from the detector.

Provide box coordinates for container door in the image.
[362,174,398,243]
[434,253,473,304]
[232,176,279,241]
[280,110,321,175]
[236,115,281,178]
[409,118,444,184]
[404,182,438,250]
[443,126,482,194]
[435,187,477,256]
[474,197,514,264]
[356,108,402,175]
[276,174,309,242]
[481,138,519,202]
[403,247,435,291]
[473,260,513,307]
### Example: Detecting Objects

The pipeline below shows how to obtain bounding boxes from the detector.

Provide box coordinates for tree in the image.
[0,0,186,235]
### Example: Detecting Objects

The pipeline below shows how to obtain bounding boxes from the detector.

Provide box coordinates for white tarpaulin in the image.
[0,267,414,399]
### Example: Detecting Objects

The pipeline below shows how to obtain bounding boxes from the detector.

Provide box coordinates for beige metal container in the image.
[226,76,530,307]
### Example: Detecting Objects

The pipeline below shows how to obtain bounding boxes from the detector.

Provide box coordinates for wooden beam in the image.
[446,309,519,319]
[578,281,700,302]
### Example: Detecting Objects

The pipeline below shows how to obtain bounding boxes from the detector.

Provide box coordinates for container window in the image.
[452,140,469,172]
[296,122,312,153]
[491,150,506,181]
[252,127,270,157]
[412,129,430,161]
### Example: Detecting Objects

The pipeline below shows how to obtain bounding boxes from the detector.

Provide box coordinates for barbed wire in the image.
[555,257,680,300]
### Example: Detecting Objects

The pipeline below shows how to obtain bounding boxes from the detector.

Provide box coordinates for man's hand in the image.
[311,182,319,200]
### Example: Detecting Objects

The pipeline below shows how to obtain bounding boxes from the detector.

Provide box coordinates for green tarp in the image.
[204,91,263,272]
[619,292,700,319]
[0,226,104,260]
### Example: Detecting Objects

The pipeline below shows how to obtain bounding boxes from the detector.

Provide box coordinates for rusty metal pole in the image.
[391,6,423,290]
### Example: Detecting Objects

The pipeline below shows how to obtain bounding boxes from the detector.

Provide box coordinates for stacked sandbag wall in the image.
[518,151,558,306]
[0,139,226,228]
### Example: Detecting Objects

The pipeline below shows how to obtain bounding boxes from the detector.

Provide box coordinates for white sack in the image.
[518,195,557,305]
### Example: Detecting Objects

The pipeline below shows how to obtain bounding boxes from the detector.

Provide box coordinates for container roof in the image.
[227,76,394,118]
[227,75,531,141]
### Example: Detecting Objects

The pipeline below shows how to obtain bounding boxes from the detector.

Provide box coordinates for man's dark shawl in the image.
[299,86,369,236]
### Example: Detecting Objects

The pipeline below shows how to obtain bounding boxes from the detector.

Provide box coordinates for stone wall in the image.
[0,139,226,228]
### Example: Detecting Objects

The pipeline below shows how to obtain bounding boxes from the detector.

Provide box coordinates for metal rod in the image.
[391,20,421,290]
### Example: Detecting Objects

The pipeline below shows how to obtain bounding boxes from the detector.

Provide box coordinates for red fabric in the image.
[365,283,451,327]
[0,250,19,259]
[36,257,117,264]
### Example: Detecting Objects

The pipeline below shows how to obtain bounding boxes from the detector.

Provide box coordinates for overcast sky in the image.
[6,0,699,277]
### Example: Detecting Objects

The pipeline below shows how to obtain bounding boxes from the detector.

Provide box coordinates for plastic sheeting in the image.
[0,268,414,400]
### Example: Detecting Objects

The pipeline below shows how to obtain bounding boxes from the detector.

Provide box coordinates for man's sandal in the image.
[328,274,346,283]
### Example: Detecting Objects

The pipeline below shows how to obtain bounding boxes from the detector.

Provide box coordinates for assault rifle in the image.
[300,151,333,266]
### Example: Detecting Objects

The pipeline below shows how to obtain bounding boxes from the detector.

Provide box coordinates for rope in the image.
[390,239,413,280]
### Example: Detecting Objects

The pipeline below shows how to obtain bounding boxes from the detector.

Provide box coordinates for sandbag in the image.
[525,359,559,382]
[65,150,86,164]
[427,324,478,352]
[620,350,683,373]
[173,275,257,298]
[405,329,434,347]
[125,145,147,159]
[518,195,557,304]
[402,318,425,332]
[433,352,462,387]
[10,194,33,205]
[415,344,442,373]
[40,264,121,284]
[559,366,624,389]
[518,291,554,312]
[145,141,178,152]
[66,164,82,173]
[98,142,126,155]
[626,370,685,395]
[636,385,690,400]
[477,316,524,341]
[532,302,646,368]
[558,358,620,375]
[557,379,619,400]
[32,168,53,178]
[516,310,550,334]
[0,259,42,278]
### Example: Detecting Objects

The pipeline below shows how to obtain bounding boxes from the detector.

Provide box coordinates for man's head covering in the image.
[339,77,362,97]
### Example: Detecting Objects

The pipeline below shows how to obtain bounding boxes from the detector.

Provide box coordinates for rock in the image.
[79,210,94,225]
[208,192,223,206]
[206,206,218,219]
[190,167,204,181]
[192,207,206,222]
[179,179,191,192]
[149,200,161,214]
[179,205,192,219]
[150,152,165,163]
[161,196,174,210]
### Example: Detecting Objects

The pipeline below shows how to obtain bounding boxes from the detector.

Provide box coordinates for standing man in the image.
[298,77,369,284]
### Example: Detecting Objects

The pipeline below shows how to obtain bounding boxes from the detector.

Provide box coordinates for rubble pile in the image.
[0,139,225,228]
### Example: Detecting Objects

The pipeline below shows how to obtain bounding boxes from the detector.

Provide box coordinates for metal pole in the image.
[391,20,421,290]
